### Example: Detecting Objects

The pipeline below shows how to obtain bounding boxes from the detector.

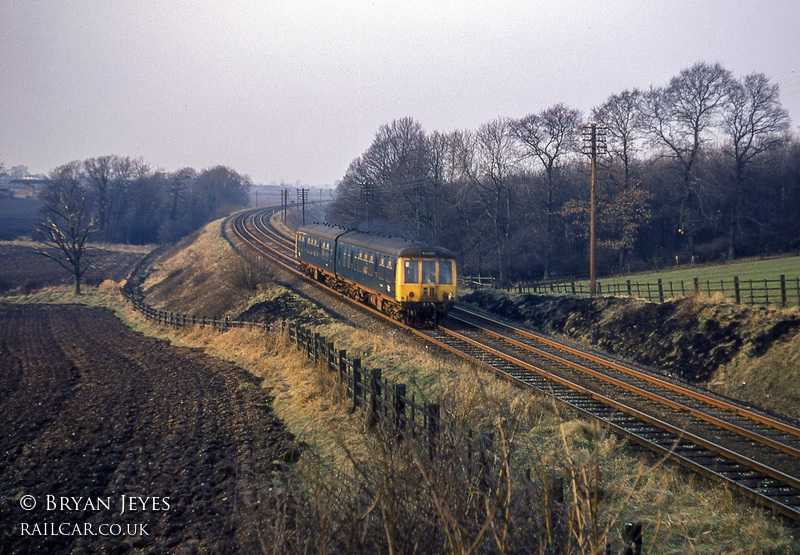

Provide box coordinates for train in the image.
[295,223,457,325]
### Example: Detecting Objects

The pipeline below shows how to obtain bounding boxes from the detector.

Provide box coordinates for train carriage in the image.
[296,223,456,325]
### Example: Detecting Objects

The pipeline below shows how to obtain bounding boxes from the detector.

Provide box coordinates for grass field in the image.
[601,255,800,284]
[536,255,800,305]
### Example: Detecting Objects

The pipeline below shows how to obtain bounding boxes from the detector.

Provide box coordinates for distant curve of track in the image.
[228,207,800,521]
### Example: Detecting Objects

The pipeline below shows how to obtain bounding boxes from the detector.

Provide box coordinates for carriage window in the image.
[438,260,453,284]
[422,260,436,284]
[404,260,419,284]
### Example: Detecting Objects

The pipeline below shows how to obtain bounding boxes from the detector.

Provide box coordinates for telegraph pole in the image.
[581,123,607,297]
[281,188,290,223]
[297,188,309,225]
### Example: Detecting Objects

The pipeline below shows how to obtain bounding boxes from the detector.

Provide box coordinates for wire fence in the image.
[462,274,800,307]
[122,289,648,551]
[288,322,441,457]
[123,291,441,455]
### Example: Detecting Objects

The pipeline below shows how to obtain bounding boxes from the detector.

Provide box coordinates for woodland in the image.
[327,62,799,282]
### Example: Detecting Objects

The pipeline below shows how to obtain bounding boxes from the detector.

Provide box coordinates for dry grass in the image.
[9,282,798,552]
[0,238,156,254]
[711,338,800,421]
[7,221,800,551]
[297,318,798,553]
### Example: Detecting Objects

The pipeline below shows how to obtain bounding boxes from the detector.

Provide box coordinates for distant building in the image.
[8,178,50,197]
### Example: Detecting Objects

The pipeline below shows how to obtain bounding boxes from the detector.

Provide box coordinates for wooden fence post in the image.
[370,369,381,427]
[338,350,347,382]
[479,433,494,488]
[796,278,800,307]
[621,522,643,555]
[693,277,699,296]
[394,383,406,439]
[657,278,664,303]
[351,358,361,411]
[781,275,787,307]
[734,276,741,304]
[327,342,335,371]
[546,474,564,541]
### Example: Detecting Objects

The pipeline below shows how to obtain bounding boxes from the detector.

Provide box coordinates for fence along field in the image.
[463,255,800,307]
[124,292,440,455]
[123,291,652,552]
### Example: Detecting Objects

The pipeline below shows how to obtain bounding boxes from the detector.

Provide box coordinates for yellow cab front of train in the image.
[395,250,457,314]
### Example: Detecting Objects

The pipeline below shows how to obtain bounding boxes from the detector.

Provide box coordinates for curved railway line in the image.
[228,207,800,521]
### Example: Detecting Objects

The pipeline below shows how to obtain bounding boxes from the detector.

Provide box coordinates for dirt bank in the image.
[461,290,800,419]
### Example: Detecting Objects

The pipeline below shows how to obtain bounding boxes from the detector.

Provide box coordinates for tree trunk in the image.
[727,164,743,261]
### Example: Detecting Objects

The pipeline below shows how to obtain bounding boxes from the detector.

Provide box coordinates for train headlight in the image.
[409,291,415,298]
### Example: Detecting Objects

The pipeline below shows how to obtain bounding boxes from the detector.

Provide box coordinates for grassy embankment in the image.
[499,253,800,422]
[4,216,799,552]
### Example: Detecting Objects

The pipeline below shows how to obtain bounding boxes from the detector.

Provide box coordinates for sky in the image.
[2,0,799,186]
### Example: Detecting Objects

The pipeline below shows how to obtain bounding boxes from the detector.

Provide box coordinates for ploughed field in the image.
[0,303,296,553]
[0,243,145,294]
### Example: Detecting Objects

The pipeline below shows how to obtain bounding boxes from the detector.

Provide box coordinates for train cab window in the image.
[439,260,454,284]
[422,260,436,284]
[404,260,419,284]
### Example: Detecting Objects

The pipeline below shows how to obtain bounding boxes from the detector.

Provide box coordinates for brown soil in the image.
[0,303,298,554]
[0,243,145,294]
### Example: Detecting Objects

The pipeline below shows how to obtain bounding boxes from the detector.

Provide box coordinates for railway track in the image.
[228,209,298,270]
[228,207,800,521]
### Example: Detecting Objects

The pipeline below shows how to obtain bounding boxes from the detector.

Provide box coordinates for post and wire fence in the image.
[121,288,649,552]
[460,274,800,307]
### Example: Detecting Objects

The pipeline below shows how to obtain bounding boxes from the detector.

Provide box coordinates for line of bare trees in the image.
[35,156,252,293]
[39,156,252,245]
[328,62,797,282]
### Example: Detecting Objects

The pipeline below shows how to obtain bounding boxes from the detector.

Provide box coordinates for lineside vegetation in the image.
[7,216,796,551]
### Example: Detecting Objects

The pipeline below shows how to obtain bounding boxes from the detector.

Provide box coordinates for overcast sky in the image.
[2,1,799,186]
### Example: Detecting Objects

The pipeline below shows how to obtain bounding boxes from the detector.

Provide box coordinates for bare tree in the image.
[83,155,133,237]
[419,130,452,240]
[512,104,581,279]
[463,118,518,282]
[380,117,430,236]
[190,165,251,226]
[168,167,196,220]
[35,162,99,295]
[592,89,644,190]
[329,117,431,235]
[641,62,733,261]
[721,72,790,259]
